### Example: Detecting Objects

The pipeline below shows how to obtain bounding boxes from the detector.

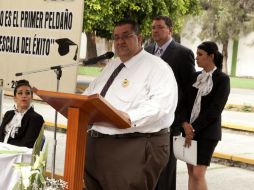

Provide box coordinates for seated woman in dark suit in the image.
[0,80,44,148]
[181,41,230,190]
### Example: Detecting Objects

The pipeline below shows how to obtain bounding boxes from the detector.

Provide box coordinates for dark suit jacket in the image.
[0,107,44,148]
[183,69,230,140]
[145,40,195,135]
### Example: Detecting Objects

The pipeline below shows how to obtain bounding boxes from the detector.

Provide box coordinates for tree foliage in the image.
[198,0,254,73]
[199,0,254,42]
[83,0,201,39]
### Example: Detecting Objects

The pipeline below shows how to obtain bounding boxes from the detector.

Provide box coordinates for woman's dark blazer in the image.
[183,69,230,141]
[0,107,44,148]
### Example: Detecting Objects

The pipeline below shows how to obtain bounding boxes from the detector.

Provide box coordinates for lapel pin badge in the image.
[122,79,129,87]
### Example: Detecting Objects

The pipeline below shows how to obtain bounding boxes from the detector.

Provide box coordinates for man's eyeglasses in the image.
[112,33,136,41]
[16,91,31,96]
[152,26,168,30]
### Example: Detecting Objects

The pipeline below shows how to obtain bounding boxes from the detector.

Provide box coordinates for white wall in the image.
[236,32,254,77]
[181,20,254,77]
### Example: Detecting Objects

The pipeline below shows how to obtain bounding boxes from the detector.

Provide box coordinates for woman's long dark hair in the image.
[197,41,223,70]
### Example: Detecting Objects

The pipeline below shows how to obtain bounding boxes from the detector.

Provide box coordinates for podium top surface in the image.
[33,88,130,129]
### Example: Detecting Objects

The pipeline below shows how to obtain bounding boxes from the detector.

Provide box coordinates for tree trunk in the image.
[222,39,229,74]
[105,39,113,51]
[85,32,97,59]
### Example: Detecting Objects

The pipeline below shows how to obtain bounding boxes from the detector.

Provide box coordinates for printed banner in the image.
[0,0,84,93]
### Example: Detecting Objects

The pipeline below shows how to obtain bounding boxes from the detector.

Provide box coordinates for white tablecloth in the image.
[0,143,32,190]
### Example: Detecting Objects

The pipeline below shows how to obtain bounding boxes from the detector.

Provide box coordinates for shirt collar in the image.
[155,38,172,53]
[122,48,146,69]
[202,66,217,76]
[15,105,31,116]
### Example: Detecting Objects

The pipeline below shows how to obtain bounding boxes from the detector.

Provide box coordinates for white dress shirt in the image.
[4,106,31,143]
[83,49,178,135]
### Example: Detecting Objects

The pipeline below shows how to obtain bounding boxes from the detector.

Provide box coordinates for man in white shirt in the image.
[83,19,178,190]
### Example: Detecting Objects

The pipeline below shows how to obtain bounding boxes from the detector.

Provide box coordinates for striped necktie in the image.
[100,63,125,97]
[155,47,163,57]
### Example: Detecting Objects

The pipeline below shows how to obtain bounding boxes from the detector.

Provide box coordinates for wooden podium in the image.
[33,88,131,190]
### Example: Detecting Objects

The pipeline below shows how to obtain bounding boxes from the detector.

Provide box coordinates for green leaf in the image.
[31,125,45,164]
[0,150,26,154]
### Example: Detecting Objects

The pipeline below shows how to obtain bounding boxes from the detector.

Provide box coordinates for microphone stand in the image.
[52,66,61,179]
[15,61,81,178]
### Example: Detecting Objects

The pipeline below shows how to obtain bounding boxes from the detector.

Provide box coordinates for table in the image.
[0,143,32,190]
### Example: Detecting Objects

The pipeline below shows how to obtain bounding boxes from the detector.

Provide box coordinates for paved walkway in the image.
[214,129,254,165]
[223,88,254,129]
[176,161,254,190]
[219,88,254,165]
[227,88,254,106]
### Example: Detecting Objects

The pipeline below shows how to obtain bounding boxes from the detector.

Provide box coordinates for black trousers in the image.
[155,133,176,190]
[85,130,170,190]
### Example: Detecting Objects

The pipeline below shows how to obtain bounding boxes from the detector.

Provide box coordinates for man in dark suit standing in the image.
[145,16,195,190]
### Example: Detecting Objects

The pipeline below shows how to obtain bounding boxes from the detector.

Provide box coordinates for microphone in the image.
[82,51,114,65]
[15,51,115,77]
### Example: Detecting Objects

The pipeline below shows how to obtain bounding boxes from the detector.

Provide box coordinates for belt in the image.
[88,128,169,138]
